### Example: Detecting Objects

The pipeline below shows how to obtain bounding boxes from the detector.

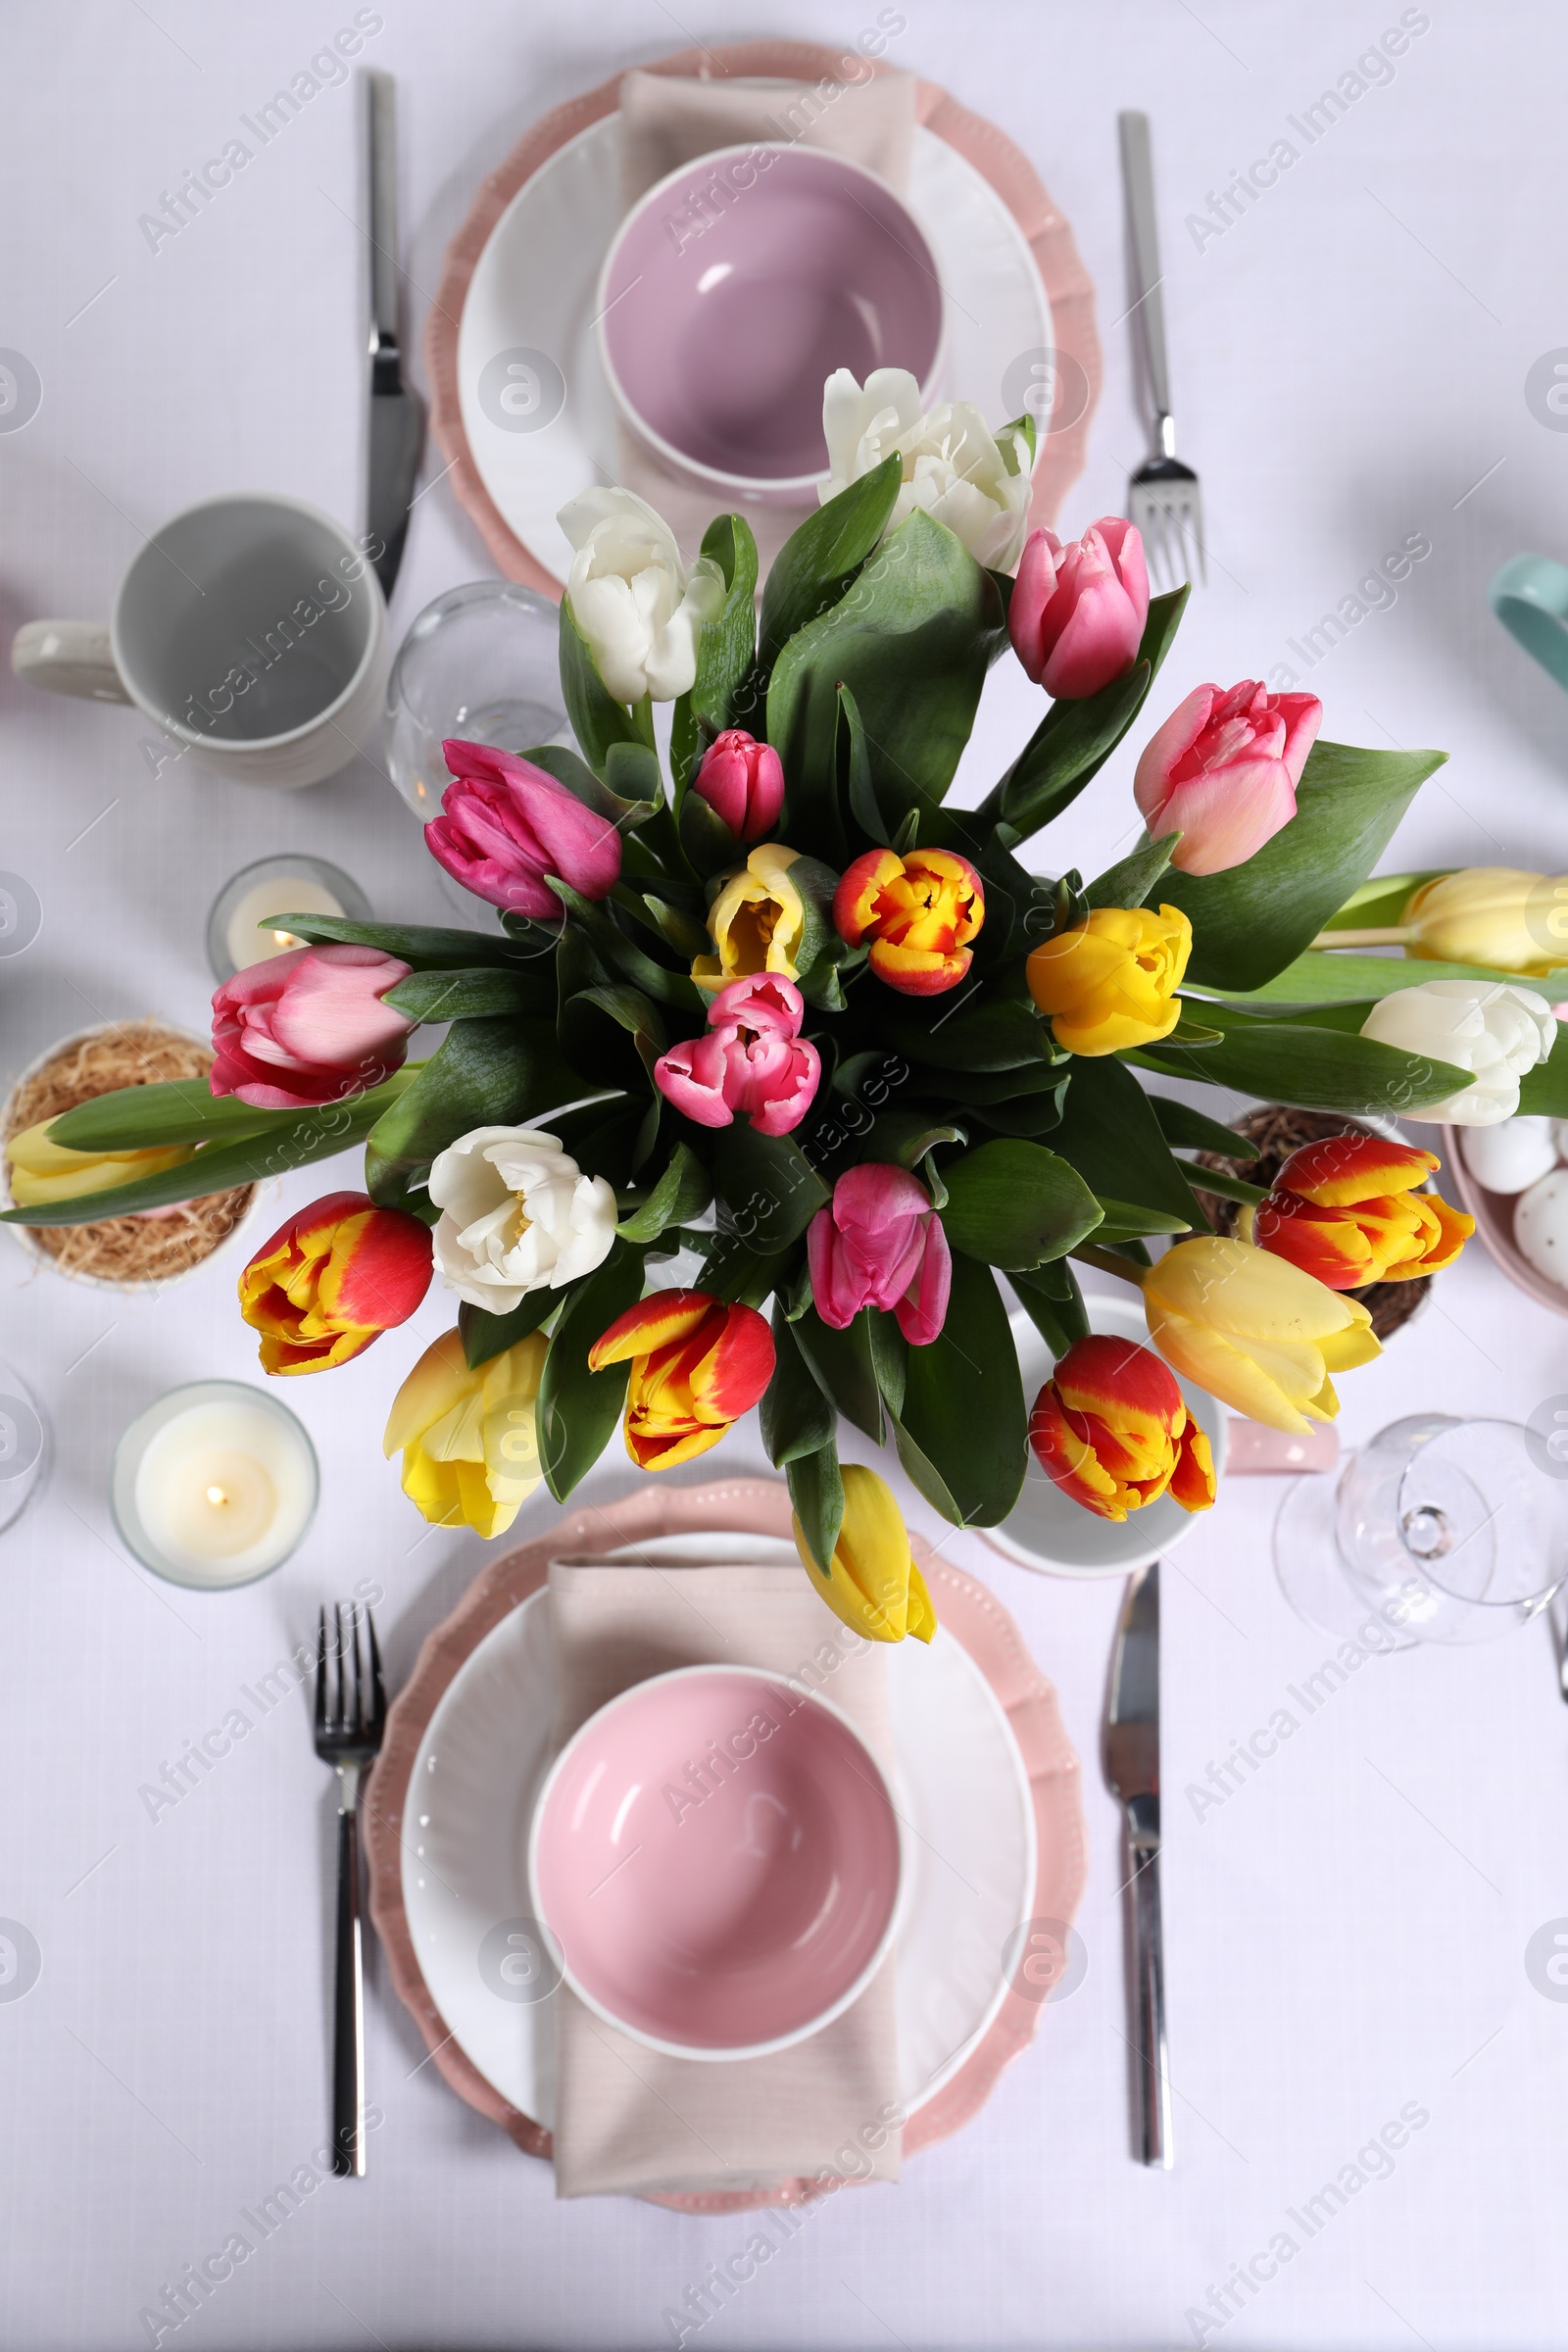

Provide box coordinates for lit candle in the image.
[223,873,345,972]
[111,1382,318,1589]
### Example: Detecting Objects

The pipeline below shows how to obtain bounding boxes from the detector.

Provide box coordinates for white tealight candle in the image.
[112,1383,318,1589]
[224,874,345,972]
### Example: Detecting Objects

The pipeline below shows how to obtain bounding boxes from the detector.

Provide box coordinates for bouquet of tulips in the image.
[13,369,1564,1644]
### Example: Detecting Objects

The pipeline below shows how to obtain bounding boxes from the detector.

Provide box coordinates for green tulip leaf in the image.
[760,1308,837,1465]
[757,452,902,677]
[47,1083,286,1152]
[384,966,556,1023]
[363,1018,593,1205]
[878,989,1053,1073]
[1513,1026,1568,1117]
[1157,740,1448,992]
[713,1122,830,1253]
[5,1072,418,1227]
[1127,1006,1475,1116]
[270,913,554,970]
[615,1141,711,1242]
[1193,947,1568,1009]
[895,1249,1027,1527]
[537,1241,649,1502]
[550,880,707,1015]
[670,512,760,792]
[839,680,889,850]
[792,1304,885,1445]
[1147,1094,1261,1158]
[786,1440,845,1579]
[1007,1258,1090,1356]
[1054,1054,1205,1229]
[1086,829,1179,912]
[767,511,1006,846]
[938,1138,1103,1268]
[1090,1197,1193,1242]
[459,1284,561,1372]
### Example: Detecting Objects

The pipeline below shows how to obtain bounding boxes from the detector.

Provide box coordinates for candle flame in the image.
[206,1485,227,1507]
[271,929,300,949]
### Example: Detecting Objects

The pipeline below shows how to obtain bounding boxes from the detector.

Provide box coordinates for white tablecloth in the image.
[3,3,1567,2344]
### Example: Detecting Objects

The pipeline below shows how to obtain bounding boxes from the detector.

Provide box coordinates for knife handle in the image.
[1127,1805,1173,2168]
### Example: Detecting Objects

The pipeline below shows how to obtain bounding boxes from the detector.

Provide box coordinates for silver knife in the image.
[1105,1559,1173,2167]
[364,71,424,602]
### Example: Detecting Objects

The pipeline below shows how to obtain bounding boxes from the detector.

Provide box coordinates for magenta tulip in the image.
[425,738,621,918]
[1134,680,1323,875]
[655,974,820,1139]
[807,1163,952,1345]
[210,945,416,1109]
[1008,518,1149,700]
[690,729,786,845]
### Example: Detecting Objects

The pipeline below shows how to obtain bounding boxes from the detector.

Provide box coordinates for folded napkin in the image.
[618,65,915,208]
[612,67,917,564]
[547,1542,903,2199]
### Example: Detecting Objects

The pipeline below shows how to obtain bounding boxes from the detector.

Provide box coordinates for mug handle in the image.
[1490,554,1568,692]
[11,620,130,704]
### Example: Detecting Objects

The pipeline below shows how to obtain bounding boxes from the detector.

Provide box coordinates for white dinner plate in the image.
[401,1539,1037,2130]
[456,117,1054,586]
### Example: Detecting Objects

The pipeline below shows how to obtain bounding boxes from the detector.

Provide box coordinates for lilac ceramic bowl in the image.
[527,1664,904,2061]
[595,144,946,504]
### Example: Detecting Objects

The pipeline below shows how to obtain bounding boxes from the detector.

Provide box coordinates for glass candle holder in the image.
[111,1380,318,1590]
[207,855,371,984]
[384,580,569,820]
[0,1361,49,1537]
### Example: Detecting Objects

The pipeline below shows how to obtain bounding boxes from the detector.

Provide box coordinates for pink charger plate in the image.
[364,1476,1087,2214]
[425,41,1102,594]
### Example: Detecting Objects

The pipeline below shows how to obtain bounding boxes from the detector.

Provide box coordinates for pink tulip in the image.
[1134,679,1323,875]
[655,974,820,1139]
[1008,518,1150,699]
[210,944,416,1110]
[425,738,621,918]
[807,1162,952,1346]
[691,729,785,845]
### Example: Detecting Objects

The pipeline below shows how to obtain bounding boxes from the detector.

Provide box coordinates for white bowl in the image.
[984,1291,1228,1578]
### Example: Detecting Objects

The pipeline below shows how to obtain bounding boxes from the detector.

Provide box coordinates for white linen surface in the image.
[2,2,1567,2344]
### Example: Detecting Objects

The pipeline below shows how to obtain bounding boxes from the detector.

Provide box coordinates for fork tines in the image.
[1129,466,1206,596]
[314,1600,385,1756]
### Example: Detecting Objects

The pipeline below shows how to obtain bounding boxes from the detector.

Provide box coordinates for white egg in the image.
[1515,1169,1568,1289]
[1461,1116,1559,1195]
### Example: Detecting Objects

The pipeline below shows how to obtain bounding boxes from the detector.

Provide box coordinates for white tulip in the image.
[819,367,1034,571]
[557,486,725,705]
[429,1126,618,1313]
[1359,979,1556,1125]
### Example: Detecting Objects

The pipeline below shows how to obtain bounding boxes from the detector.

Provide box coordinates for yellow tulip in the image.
[6,1119,192,1209]
[1140,1235,1380,1438]
[383,1328,547,1539]
[1402,867,1568,977]
[792,1463,937,1644]
[693,843,807,990]
[1025,904,1192,1055]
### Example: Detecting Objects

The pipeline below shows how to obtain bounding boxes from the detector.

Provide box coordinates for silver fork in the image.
[1118,111,1205,592]
[314,1601,386,2179]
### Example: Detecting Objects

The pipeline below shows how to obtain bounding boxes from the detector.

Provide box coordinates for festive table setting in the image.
[4,4,1568,2346]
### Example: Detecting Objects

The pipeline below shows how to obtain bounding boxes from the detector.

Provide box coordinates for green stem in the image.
[632,694,658,753]
[1308,926,1411,950]
[1070,1241,1150,1288]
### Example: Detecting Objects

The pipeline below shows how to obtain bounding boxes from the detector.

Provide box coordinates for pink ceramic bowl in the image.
[1443,1121,1568,1321]
[595,144,945,504]
[527,1664,904,2060]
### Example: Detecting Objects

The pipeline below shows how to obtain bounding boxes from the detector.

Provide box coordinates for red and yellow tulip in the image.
[588,1289,775,1469]
[792,1463,937,1643]
[1029,1334,1215,1523]
[1251,1134,1473,1291]
[239,1191,433,1374]
[832,846,985,995]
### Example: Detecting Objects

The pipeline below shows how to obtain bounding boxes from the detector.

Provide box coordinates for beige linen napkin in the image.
[612,67,917,564]
[547,1544,904,2199]
[618,65,915,208]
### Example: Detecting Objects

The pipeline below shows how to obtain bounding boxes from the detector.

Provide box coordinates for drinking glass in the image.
[384,581,569,819]
[0,1362,48,1537]
[1275,1414,1568,1645]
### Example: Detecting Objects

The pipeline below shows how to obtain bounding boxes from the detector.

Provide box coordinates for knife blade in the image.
[1105,1559,1173,2168]
[364,70,423,603]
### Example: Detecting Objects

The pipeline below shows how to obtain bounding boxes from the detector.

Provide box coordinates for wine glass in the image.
[1275,1414,1568,1646]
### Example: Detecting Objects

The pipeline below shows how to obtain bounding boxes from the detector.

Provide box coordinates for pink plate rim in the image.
[364,1475,1087,2212]
[423,40,1103,595]
[1442,1120,1568,1320]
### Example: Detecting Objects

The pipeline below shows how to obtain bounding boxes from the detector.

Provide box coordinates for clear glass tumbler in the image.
[1275,1413,1568,1645]
[384,580,569,820]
